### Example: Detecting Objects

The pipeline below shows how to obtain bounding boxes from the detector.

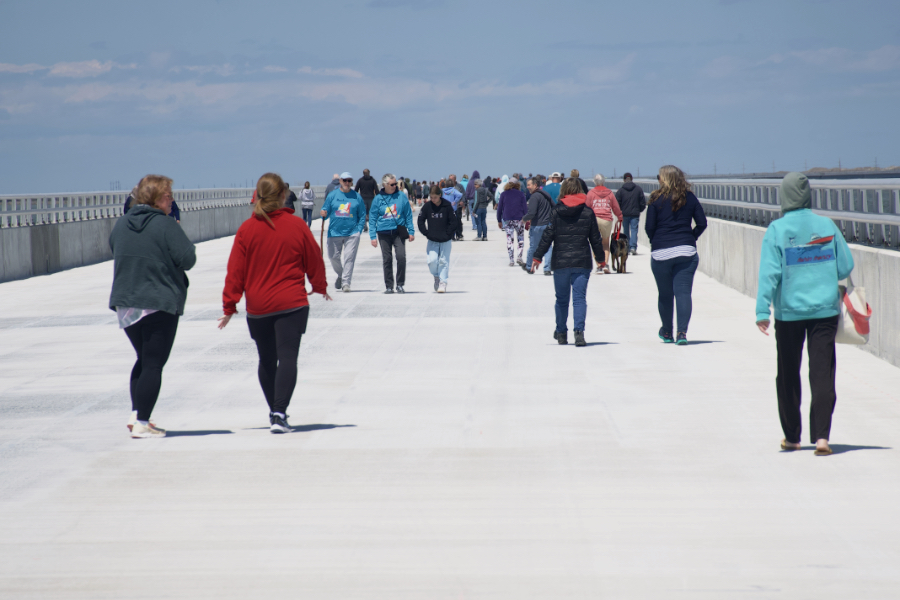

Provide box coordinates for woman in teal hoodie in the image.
[755,172,854,456]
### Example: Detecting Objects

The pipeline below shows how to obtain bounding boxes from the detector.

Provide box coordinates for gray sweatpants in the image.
[326,234,361,287]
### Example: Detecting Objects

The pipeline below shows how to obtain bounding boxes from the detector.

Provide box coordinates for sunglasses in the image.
[342,178,353,183]
[387,181,397,186]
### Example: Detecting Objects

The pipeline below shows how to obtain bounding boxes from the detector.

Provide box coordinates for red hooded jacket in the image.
[223,208,327,316]
[586,186,623,221]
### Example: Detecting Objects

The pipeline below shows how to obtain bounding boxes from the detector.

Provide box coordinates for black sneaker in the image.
[522,264,533,274]
[659,328,674,343]
[270,413,290,434]
[676,332,688,345]
[335,277,341,289]
[384,288,394,294]
[554,331,568,345]
[544,271,553,276]
[396,285,405,293]
[574,330,586,347]
[434,276,440,291]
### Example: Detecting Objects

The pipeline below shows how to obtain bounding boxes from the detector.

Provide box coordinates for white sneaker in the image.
[131,422,166,438]
[342,285,350,292]
[127,411,163,433]
[438,282,447,293]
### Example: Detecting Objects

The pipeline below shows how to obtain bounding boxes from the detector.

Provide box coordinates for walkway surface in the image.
[1,213,899,599]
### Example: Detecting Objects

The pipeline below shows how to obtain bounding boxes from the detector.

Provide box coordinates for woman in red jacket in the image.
[218,173,331,433]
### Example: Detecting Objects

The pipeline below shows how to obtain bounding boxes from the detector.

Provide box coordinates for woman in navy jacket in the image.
[645,165,707,345]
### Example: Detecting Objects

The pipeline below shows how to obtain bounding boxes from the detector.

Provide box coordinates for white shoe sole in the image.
[270,425,289,434]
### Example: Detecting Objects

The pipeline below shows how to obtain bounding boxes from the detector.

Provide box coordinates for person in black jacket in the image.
[532,178,604,346]
[283,183,298,211]
[355,169,379,231]
[615,173,646,254]
[417,185,459,293]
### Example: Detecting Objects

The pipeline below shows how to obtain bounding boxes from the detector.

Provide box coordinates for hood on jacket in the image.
[621,181,636,192]
[465,170,480,198]
[560,193,587,208]
[781,172,811,213]
[125,203,165,232]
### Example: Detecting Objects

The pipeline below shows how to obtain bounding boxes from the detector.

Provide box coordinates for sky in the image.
[1,0,899,193]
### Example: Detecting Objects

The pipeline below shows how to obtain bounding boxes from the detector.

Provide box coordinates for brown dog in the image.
[610,232,629,273]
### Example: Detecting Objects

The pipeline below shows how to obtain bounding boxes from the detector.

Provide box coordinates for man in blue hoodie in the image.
[756,172,854,457]
[320,172,367,292]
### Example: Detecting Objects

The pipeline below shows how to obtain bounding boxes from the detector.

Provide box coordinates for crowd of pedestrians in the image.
[109,167,856,456]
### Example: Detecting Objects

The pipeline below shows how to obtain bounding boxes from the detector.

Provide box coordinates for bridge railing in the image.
[605,178,900,250]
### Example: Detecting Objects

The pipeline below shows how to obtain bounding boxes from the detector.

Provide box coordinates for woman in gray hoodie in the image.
[109,175,196,438]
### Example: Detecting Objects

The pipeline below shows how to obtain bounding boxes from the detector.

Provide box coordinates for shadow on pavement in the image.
[685,341,724,345]
[829,444,891,455]
[166,430,234,437]
[292,423,357,433]
[581,342,619,346]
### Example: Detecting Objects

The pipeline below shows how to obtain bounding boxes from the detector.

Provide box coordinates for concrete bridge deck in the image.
[1,218,899,599]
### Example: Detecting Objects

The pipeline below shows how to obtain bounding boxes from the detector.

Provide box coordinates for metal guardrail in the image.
[605,178,900,250]
[0,186,329,229]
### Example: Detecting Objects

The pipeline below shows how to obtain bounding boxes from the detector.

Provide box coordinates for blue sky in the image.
[1,0,898,193]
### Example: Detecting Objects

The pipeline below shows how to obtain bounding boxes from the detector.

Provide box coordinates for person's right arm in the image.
[320,194,332,218]
[369,195,380,240]
[755,226,782,327]
[644,202,657,241]
[532,213,555,266]
[222,229,247,316]
[522,194,539,223]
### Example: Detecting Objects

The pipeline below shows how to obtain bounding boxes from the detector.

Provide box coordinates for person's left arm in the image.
[833,224,855,280]
[402,199,415,241]
[588,210,604,263]
[691,193,708,239]
[611,195,623,221]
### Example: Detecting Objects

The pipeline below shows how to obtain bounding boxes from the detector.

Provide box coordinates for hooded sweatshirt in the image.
[354,175,379,201]
[494,175,509,204]
[497,188,527,222]
[442,185,463,210]
[321,189,367,237]
[417,198,458,243]
[465,170,480,201]
[532,193,604,270]
[324,177,340,202]
[586,186,623,221]
[108,204,197,315]
[223,208,327,317]
[615,181,646,217]
[755,172,854,323]
[369,189,416,238]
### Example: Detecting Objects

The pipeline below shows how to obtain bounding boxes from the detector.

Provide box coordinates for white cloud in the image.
[263,66,289,73]
[170,64,236,76]
[297,66,364,79]
[791,45,900,72]
[48,60,116,78]
[0,62,47,74]
[579,54,637,84]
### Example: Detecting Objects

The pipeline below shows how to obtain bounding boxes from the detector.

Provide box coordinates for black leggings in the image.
[124,311,180,421]
[775,315,839,444]
[246,307,309,415]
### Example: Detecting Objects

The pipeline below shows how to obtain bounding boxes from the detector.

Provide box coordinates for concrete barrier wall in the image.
[638,213,900,368]
[0,204,254,284]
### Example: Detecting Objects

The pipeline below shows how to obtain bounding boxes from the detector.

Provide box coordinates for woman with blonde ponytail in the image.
[219,173,331,433]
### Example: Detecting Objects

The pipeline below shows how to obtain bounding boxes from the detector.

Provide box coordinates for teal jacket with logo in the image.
[321,189,367,238]
[755,173,854,323]
[369,191,415,238]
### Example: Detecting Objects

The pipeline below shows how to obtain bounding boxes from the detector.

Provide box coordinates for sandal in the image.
[780,439,801,451]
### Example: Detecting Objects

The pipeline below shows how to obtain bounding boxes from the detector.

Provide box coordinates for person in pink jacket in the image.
[585,174,623,273]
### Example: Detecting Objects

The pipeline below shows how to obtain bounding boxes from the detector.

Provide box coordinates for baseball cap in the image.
[340,172,352,180]
[550,172,562,179]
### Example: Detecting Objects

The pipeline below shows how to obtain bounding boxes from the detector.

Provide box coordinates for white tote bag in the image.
[835,274,872,345]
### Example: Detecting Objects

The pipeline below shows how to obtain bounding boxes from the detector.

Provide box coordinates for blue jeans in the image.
[553,268,591,333]
[475,208,488,237]
[622,216,640,250]
[650,253,699,334]
[301,208,313,227]
[426,240,452,283]
[526,224,552,272]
